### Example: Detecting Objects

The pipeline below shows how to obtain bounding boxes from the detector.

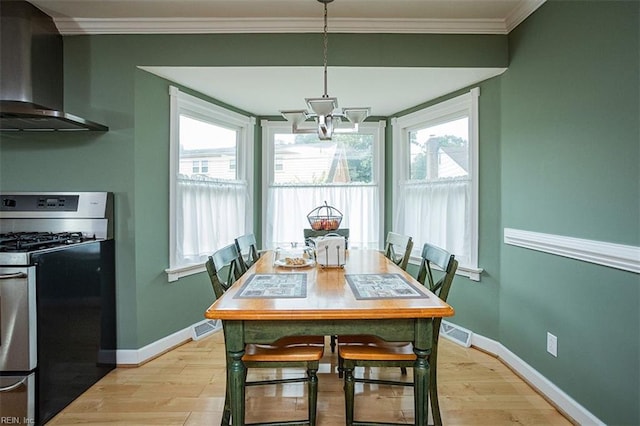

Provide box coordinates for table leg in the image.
[228,349,246,425]
[413,347,430,426]
[224,321,246,426]
[413,319,433,426]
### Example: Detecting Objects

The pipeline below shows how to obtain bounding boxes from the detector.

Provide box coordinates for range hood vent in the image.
[0,0,108,132]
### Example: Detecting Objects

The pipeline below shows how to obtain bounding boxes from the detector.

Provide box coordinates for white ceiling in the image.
[141,66,507,117]
[28,0,543,116]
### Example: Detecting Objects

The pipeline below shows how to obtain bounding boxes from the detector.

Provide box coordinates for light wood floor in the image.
[48,332,573,425]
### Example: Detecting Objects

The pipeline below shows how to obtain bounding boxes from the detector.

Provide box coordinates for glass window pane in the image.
[409,117,469,181]
[273,133,374,185]
[179,115,237,180]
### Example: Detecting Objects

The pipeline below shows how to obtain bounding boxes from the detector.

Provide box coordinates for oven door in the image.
[0,267,37,372]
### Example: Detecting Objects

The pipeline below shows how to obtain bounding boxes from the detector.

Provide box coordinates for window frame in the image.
[392,87,482,281]
[261,119,386,250]
[166,86,255,282]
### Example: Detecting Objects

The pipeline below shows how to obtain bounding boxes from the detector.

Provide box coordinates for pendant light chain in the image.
[279,0,369,139]
[322,1,329,98]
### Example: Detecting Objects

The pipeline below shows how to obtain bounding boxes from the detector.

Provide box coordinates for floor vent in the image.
[440,320,472,347]
[192,319,221,341]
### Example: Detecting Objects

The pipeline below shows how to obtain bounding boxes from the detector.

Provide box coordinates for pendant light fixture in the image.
[280,0,370,140]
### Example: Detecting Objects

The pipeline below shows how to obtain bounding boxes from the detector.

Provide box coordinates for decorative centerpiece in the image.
[307,201,342,231]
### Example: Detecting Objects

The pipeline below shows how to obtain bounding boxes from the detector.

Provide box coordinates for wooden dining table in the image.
[204,249,454,425]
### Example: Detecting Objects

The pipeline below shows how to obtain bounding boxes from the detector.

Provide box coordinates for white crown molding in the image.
[55,17,514,36]
[504,0,547,32]
[504,228,640,274]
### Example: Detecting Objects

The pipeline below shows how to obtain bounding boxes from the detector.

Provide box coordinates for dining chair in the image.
[333,231,415,363]
[338,242,458,426]
[384,231,414,271]
[234,233,261,274]
[205,244,325,426]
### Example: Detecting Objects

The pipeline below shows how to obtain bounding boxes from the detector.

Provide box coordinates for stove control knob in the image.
[2,198,16,208]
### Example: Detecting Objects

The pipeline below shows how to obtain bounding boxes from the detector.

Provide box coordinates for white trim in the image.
[165,263,206,283]
[468,87,480,272]
[504,228,640,274]
[116,323,196,366]
[408,256,483,281]
[392,88,480,273]
[54,16,537,36]
[167,86,254,279]
[470,333,605,426]
[505,0,547,32]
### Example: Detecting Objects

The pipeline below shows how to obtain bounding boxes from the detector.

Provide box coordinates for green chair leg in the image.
[344,366,355,426]
[308,367,319,426]
[338,353,344,378]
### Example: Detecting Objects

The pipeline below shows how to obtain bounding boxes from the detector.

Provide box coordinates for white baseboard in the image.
[116,324,195,366]
[471,334,604,426]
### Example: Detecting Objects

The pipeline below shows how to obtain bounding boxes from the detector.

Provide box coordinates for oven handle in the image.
[0,272,27,280]
[0,377,28,392]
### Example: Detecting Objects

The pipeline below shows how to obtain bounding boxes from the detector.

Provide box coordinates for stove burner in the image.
[0,231,97,252]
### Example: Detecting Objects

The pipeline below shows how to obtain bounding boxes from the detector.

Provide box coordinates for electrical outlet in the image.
[547,332,557,357]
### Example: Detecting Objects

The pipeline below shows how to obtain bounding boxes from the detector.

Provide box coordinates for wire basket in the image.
[307,201,343,231]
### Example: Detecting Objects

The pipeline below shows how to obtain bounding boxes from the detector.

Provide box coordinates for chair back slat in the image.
[206,243,243,299]
[234,233,260,273]
[416,242,456,298]
[416,243,458,350]
[384,232,413,270]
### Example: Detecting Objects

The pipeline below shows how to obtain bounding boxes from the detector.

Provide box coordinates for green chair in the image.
[335,231,416,370]
[384,231,414,271]
[206,243,325,426]
[234,233,261,273]
[338,243,458,426]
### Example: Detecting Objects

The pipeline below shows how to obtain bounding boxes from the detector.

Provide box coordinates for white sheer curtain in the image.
[266,185,379,249]
[176,176,247,266]
[394,179,470,266]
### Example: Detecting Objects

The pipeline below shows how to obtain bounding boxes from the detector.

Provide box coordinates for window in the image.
[262,120,385,250]
[392,88,481,280]
[167,86,254,281]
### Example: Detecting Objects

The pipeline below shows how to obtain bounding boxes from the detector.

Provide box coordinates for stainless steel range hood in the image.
[0,0,108,131]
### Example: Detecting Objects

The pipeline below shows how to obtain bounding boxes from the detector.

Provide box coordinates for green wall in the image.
[0,31,507,349]
[500,1,639,424]
[0,2,638,424]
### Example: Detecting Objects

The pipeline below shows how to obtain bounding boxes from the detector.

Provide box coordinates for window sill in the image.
[408,257,482,282]
[165,263,206,282]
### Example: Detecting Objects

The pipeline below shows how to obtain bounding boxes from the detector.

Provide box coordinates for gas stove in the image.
[0,192,112,266]
[0,231,99,264]
[1,231,97,250]
[0,192,116,425]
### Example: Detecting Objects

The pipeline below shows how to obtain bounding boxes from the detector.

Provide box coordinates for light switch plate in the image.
[547,332,558,357]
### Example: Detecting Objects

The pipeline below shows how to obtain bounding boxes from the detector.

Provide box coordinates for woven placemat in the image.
[346,273,430,300]
[234,273,307,298]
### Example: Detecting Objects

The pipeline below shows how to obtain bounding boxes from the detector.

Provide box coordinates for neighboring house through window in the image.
[167,86,254,281]
[392,88,481,280]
